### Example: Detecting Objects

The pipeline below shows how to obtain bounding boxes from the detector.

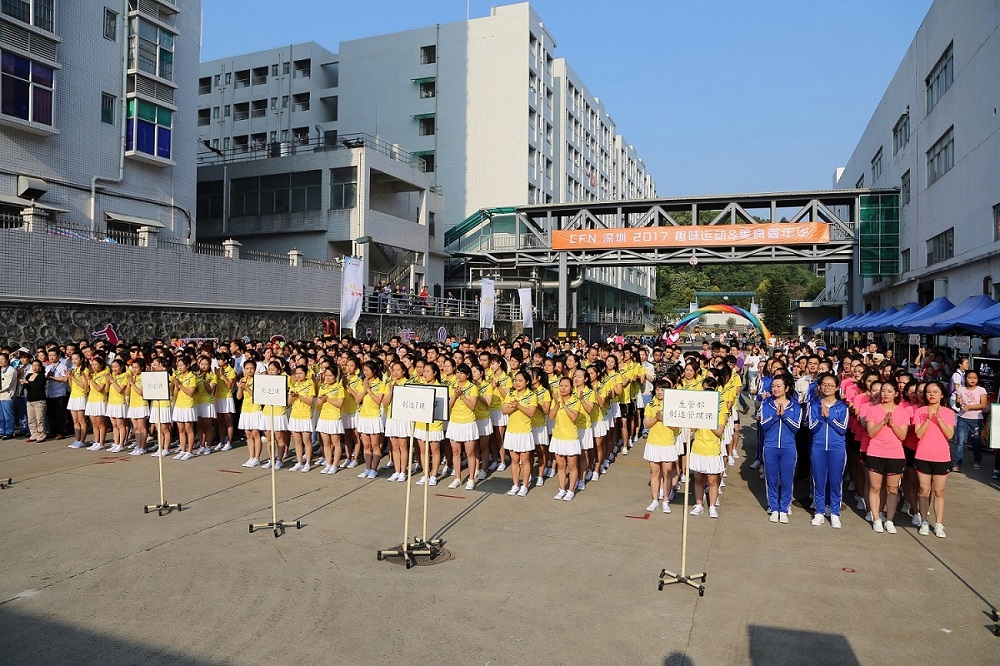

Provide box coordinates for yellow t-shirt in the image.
[174,371,197,409]
[506,388,536,434]
[87,369,109,403]
[531,387,551,428]
[317,381,344,420]
[691,405,727,457]
[127,373,147,409]
[289,378,316,420]
[552,394,581,441]
[240,376,261,414]
[193,371,215,405]
[474,380,492,421]
[490,372,509,409]
[645,396,677,447]
[214,365,237,400]
[574,387,594,429]
[384,378,406,419]
[69,367,89,398]
[107,373,127,406]
[449,381,478,424]
[416,381,444,433]
[358,377,385,418]
[342,371,362,414]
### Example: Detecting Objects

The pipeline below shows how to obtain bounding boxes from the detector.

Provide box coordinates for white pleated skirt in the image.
[578,427,594,451]
[688,452,725,474]
[356,415,383,435]
[385,418,412,438]
[149,406,172,425]
[550,437,581,456]
[446,421,479,442]
[172,407,197,423]
[316,417,345,435]
[84,401,106,417]
[414,427,444,442]
[67,396,88,411]
[644,443,679,463]
[127,405,149,420]
[288,417,314,433]
[490,409,508,427]
[214,397,235,414]
[503,430,535,453]
[592,418,609,438]
[196,403,216,419]
[476,418,493,438]
[532,425,549,447]
[341,412,357,430]
[238,411,262,431]
[105,403,127,419]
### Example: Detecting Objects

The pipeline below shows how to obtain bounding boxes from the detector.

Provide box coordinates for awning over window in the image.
[105,212,165,228]
[410,76,436,84]
[411,112,436,120]
[0,193,67,212]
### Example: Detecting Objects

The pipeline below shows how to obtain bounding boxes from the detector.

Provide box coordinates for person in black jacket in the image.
[21,359,48,442]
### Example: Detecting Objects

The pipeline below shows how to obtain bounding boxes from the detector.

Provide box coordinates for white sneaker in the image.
[646,500,660,512]
[516,485,528,497]
[69,440,85,449]
[465,480,475,490]
[830,515,842,529]
[448,478,462,489]
[933,523,946,538]
[811,514,825,526]
[575,480,585,491]
[108,445,123,454]
[621,447,629,455]
[727,457,735,467]
[212,442,224,452]
[358,469,370,478]
[221,442,232,451]
[246,458,260,468]
[291,463,303,472]
[708,506,719,519]
[662,502,671,514]
[562,490,575,501]
[507,484,519,496]
[918,521,930,536]
[273,459,283,470]
[261,458,272,469]
[242,458,255,468]
[872,519,884,533]
[554,489,567,500]
[88,442,104,451]
[884,520,897,534]
[778,512,789,524]
[584,471,594,481]
[536,477,544,487]
[900,501,911,515]
[546,467,556,478]
[388,472,400,482]
[172,451,184,460]
[732,451,740,459]
[496,463,507,472]
[487,460,499,472]
[366,469,377,478]
[769,511,780,523]
[180,451,194,461]
[690,505,704,516]
[589,472,598,482]
[440,465,451,477]
[345,460,358,469]
[415,475,426,486]
[680,474,687,483]
[749,459,761,469]
[911,513,923,527]
[856,497,866,511]
[301,463,311,473]
[428,476,437,486]
[864,511,873,523]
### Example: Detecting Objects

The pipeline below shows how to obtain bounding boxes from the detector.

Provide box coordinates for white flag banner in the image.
[518,288,533,329]
[340,257,364,332]
[480,278,496,329]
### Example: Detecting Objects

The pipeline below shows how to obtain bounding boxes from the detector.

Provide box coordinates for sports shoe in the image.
[621,447,629,456]
[546,467,556,478]
[911,513,923,527]
[69,440,85,449]
[847,481,855,491]
[589,472,599,482]
[448,478,462,489]
[345,460,358,469]
[273,459,283,470]
[440,465,451,477]
[728,457,735,467]
[108,445,123,454]
[366,469,377,479]
[261,458,272,469]
[292,463,303,472]
[749,459,761,469]
[720,479,726,488]
[554,489,567,500]
[507,484,519,496]
[973,463,980,470]
[900,501,911,515]
[811,514,825,526]
[428,476,437,486]
[708,506,719,518]
[517,485,528,497]
[732,450,740,459]
[864,511,873,523]
[584,470,594,481]
[830,515,842,529]
[247,458,261,468]
[88,442,104,451]
[769,511,779,523]
[690,505,704,516]
[172,451,185,460]
[301,463,311,473]
[646,500,660,512]
[778,512,789,524]
[388,472,400,482]
[992,470,1000,480]
[476,470,486,481]
[562,491,575,501]
[488,460,499,472]
[496,462,507,472]
[680,474,687,483]
[872,519,884,533]
[667,490,676,502]
[213,442,224,453]
[242,458,255,468]
[575,480,585,491]
[415,475,426,486]
[662,502,671,514]
[857,498,867,511]
[465,480,475,490]
[180,452,194,461]
[221,442,232,452]
[357,469,369,478]
[933,523,946,538]
[919,521,930,536]
[542,466,551,478]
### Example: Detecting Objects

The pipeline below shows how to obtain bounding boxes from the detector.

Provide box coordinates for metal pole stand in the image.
[144,441,181,516]
[377,432,444,568]
[249,419,301,538]
[658,429,707,596]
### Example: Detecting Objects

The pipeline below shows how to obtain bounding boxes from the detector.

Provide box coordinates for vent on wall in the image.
[0,21,58,62]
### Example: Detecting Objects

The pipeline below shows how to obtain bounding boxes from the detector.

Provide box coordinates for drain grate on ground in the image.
[381,546,453,567]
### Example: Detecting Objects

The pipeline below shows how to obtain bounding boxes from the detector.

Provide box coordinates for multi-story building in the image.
[0,0,200,239]
[197,2,656,316]
[828,0,1000,312]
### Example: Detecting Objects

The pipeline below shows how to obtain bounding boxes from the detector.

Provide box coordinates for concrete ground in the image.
[1,415,998,665]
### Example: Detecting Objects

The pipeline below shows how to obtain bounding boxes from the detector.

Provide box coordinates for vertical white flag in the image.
[480,278,496,329]
[518,288,533,329]
[340,257,364,332]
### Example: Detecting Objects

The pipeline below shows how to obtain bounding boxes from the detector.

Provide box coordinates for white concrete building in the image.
[0,0,200,239]
[831,0,1000,310]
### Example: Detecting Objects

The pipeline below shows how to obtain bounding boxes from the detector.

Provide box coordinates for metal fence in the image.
[242,248,290,265]
[302,258,342,272]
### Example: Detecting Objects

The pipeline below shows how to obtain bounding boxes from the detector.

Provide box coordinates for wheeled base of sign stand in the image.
[377,537,445,569]
[144,501,182,516]
[658,568,707,596]
[990,608,999,636]
[249,519,301,538]
[1,477,11,489]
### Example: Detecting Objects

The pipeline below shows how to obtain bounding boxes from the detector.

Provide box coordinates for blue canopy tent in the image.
[810,316,838,331]
[883,297,954,332]
[898,295,996,334]
[856,307,898,332]
[869,302,921,332]
[827,312,862,331]
[847,309,887,332]
[953,301,1000,336]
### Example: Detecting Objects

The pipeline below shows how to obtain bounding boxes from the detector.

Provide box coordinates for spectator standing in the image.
[0,352,17,439]
[21,360,47,442]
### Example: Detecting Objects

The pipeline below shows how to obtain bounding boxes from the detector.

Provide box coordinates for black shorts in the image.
[903,447,916,468]
[620,402,635,418]
[866,455,905,475]
[914,459,951,476]
[846,432,860,455]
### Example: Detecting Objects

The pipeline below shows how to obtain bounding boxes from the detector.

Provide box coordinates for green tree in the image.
[759,275,791,335]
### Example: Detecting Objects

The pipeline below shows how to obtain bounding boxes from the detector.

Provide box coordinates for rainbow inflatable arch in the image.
[674,304,771,342]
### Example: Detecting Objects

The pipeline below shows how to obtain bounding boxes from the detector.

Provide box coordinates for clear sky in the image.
[200,0,934,197]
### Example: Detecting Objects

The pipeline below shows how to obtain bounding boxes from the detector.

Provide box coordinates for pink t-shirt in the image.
[864,402,910,459]
[912,406,956,463]
[954,385,988,421]
[851,394,871,447]
[841,379,859,403]
[900,400,919,450]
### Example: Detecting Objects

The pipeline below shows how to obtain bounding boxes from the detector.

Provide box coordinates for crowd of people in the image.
[0,331,996,536]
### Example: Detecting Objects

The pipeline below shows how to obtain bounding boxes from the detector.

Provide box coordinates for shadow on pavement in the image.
[0,605,224,665]
[748,624,860,666]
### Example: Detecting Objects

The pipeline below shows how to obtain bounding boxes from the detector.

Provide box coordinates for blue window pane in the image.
[32,86,51,125]
[156,126,171,159]
[31,62,52,87]
[126,118,134,150]
[1,52,29,79]
[136,118,155,154]
[1,74,29,120]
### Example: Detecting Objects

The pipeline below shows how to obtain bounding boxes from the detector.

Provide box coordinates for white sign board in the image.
[954,335,971,354]
[141,371,170,401]
[391,385,436,422]
[253,374,288,407]
[908,334,920,345]
[430,384,450,421]
[991,405,1000,450]
[661,388,720,430]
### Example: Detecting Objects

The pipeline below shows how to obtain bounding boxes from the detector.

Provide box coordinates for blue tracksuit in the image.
[760,397,801,514]
[754,375,775,463]
[808,400,849,516]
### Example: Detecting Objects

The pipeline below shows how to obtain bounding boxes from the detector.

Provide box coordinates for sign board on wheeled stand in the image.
[249,374,301,537]
[142,371,182,516]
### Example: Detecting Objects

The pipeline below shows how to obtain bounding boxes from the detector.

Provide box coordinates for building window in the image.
[926,227,954,266]
[281,95,288,109]
[125,98,171,159]
[900,248,910,273]
[926,126,954,186]
[870,147,882,182]
[901,170,910,206]
[892,112,909,155]
[0,50,54,126]
[270,96,277,110]
[129,17,174,81]
[2,0,53,31]
[224,71,231,85]
[101,92,115,124]
[197,107,209,126]
[419,81,435,98]
[223,104,230,117]
[421,153,435,173]
[271,63,278,77]
[855,174,864,189]
[420,45,436,65]
[418,117,435,136]
[229,171,322,217]
[330,167,357,210]
[198,76,210,95]
[926,42,953,114]
[994,203,1000,242]
[281,62,289,75]
[104,7,118,41]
